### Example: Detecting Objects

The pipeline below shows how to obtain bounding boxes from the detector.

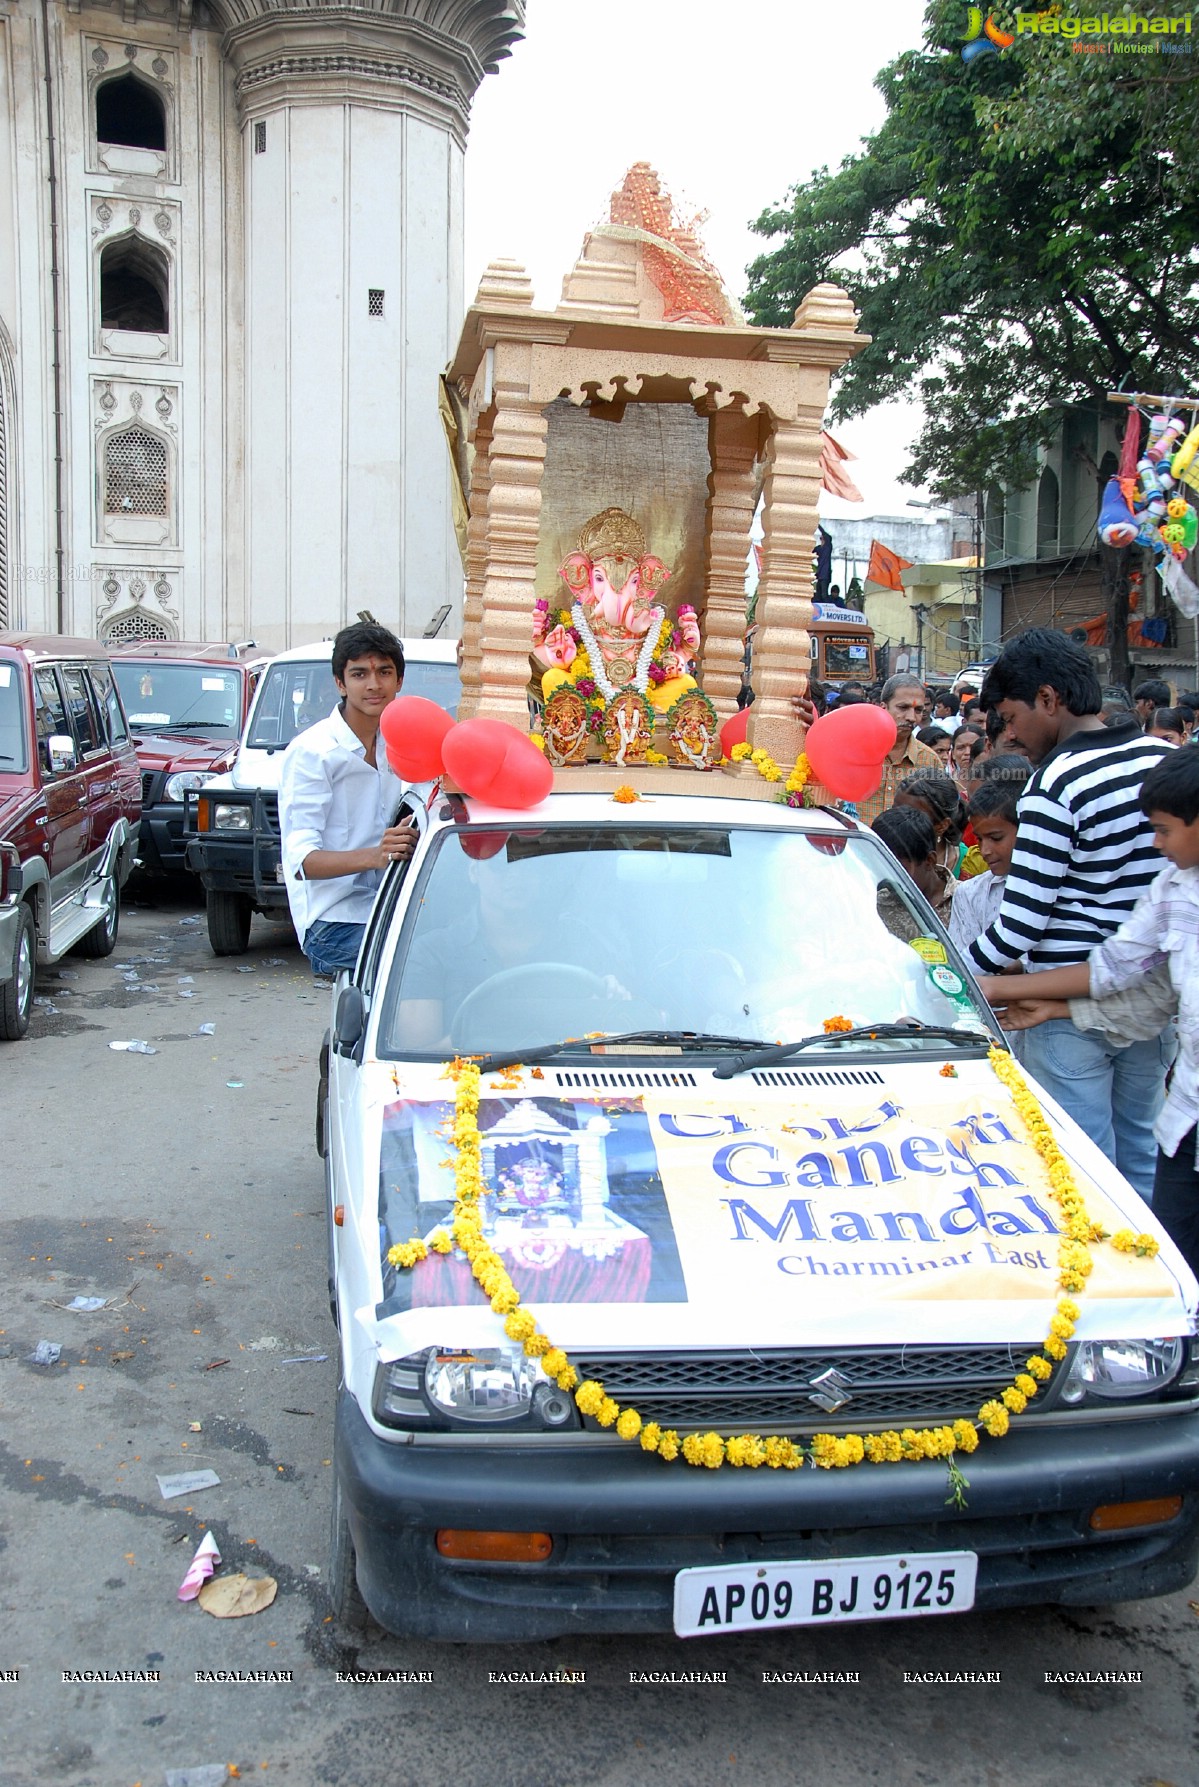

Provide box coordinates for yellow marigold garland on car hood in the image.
[384,1047,1160,1480]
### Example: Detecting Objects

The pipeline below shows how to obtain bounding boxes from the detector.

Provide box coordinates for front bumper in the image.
[183,790,286,909]
[336,1388,1199,1641]
[138,802,190,876]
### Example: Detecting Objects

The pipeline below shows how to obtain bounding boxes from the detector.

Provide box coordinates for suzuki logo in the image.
[807,1367,854,1414]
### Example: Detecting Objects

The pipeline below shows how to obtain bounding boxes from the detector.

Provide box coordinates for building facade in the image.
[0,0,523,647]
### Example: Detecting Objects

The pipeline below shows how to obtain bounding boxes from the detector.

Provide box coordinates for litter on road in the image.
[280,1355,327,1365]
[27,1340,62,1365]
[197,1572,277,1619]
[109,1039,158,1055]
[156,1469,221,1500]
[177,1531,221,1601]
[64,1296,107,1312]
[194,1023,216,1036]
[163,1767,230,1787]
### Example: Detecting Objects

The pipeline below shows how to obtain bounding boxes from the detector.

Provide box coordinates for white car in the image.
[183,638,458,954]
[320,786,1199,1642]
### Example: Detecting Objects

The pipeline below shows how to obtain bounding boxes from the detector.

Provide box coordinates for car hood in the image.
[351,1055,1198,1361]
[132,734,239,776]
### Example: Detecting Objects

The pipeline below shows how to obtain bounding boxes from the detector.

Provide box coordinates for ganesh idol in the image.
[532,507,700,712]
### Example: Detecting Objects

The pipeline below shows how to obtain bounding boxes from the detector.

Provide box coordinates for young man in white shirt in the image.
[279,622,416,978]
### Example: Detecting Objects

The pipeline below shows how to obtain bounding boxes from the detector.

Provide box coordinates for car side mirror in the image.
[48,735,77,775]
[334,984,366,1058]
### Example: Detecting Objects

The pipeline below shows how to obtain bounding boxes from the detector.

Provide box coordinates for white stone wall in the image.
[0,0,507,647]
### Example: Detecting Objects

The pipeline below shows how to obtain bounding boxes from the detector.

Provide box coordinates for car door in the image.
[59,664,109,878]
[31,666,89,906]
[83,661,139,858]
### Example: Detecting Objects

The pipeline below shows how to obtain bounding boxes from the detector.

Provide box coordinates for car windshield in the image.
[112,662,243,736]
[377,824,991,1060]
[246,659,459,751]
[0,662,28,773]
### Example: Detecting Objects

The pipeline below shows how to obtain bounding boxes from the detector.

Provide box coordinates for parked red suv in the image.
[0,634,141,1039]
[107,642,264,878]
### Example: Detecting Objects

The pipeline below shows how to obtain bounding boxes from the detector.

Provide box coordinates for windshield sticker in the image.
[377,1096,687,1317]
[0,665,11,686]
[908,937,948,966]
[128,712,171,725]
[375,1086,1178,1335]
[929,965,964,997]
[201,676,226,691]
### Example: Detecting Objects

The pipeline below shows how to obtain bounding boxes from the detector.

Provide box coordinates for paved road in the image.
[2,887,1198,1787]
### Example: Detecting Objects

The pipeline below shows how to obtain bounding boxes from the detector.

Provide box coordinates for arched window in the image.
[104,426,168,516]
[1037,468,1060,557]
[101,610,171,645]
[100,237,168,333]
[984,484,1005,558]
[96,73,166,152]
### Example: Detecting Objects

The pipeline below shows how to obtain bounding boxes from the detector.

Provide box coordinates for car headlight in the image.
[212,803,252,832]
[1058,1337,1185,1405]
[165,770,216,803]
[371,1347,579,1432]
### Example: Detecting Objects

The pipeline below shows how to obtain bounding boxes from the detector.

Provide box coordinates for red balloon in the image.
[804,704,898,803]
[379,696,454,781]
[719,707,749,757]
[441,719,554,810]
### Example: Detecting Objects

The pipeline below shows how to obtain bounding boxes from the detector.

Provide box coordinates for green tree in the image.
[745,1,1199,497]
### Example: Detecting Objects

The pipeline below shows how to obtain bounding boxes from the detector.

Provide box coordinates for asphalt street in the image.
[1,885,1198,1787]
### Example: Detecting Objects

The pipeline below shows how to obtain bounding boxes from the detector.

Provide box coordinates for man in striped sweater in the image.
[966,629,1173,1196]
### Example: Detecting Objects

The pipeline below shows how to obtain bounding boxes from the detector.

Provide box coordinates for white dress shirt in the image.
[278,704,403,942]
[1087,861,1199,1164]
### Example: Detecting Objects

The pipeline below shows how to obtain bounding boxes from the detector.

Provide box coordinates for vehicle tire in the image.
[207,890,252,956]
[328,1471,373,1634]
[0,903,36,1041]
[74,871,120,959]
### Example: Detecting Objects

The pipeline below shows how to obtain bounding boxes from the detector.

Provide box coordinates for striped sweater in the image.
[967,721,1172,972]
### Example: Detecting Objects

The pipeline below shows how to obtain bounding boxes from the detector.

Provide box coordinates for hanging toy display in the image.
[1099,406,1199,566]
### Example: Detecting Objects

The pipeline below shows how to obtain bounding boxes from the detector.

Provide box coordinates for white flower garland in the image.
[571,599,664,701]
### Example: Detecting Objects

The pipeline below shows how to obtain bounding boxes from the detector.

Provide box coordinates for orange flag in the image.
[867,539,913,592]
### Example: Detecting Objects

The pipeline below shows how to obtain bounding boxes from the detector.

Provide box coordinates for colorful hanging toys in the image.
[1098,409,1199,564]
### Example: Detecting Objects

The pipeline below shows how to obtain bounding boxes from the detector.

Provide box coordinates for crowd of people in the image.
[805,634,1199,1280]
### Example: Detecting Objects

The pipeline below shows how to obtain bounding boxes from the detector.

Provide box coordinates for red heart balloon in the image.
[441,719,554,810]
[719,707,749,757]
[379,696,454,781]
[805,704,897,802]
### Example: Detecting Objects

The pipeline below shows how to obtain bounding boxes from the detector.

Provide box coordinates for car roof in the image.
[449,788,866,834]
[264,637,458,666]
[106,641,260,663]
[0,632,111,660]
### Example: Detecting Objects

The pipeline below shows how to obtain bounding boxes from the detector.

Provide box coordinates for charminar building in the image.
[0,0,524,646]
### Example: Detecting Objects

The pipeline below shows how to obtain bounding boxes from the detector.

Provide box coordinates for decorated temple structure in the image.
[444,164,869,784]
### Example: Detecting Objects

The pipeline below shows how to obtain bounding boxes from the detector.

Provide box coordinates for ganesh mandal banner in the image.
[373,1075,1189,1350]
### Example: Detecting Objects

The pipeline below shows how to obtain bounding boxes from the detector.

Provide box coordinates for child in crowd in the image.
[891,769,968,880]
[872,807,949,936]
[949,764,1030,953]
[916,724,955,768]
[979,747,1199,1272]
[1148,707,1190,746]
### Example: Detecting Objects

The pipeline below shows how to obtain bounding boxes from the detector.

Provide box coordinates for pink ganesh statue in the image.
[532,507,699,707]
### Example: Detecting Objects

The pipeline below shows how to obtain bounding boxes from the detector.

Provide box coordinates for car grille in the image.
[141,770,161,807]
[257,792,280,836]
[569,1345,1040,1433]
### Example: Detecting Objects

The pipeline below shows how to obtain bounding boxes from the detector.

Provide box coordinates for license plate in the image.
[673,1550,977,1637]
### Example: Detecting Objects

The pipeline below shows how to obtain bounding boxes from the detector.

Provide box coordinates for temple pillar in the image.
[475,343,547,727]
[456,409,492,721]
[700,408,760,722]
[743,415,820,769]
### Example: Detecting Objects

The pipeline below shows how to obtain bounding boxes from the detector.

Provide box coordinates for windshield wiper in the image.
[135,718,231,733]
[712,1022,992,1080]
[476,1030,773,1075]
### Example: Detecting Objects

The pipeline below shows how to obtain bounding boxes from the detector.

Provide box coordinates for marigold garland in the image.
[382,1048,1161,1483]
[729,741,812,808]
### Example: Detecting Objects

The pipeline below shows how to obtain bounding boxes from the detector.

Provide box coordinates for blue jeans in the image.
[302,919,365,976]
[1020,1017,1174,1201]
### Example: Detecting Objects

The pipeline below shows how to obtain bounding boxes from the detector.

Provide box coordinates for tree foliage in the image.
[744,1,1199,496]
